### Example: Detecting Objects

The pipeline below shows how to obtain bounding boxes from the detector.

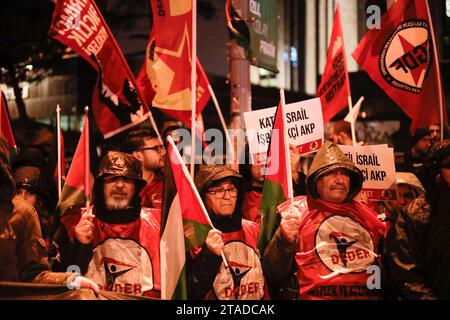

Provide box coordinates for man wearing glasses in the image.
[122,128,165,209]
[186,164,267,300]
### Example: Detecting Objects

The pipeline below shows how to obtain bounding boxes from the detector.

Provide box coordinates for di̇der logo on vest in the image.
[86,238,154,295]
[315,215,375,274]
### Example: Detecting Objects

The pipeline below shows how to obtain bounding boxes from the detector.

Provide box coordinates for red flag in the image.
[352,0,447,131]
[57,118,92,215]
[0,91,17,153]
[316,5,351,125]
[48,0,149,138]
[136,1,211,128]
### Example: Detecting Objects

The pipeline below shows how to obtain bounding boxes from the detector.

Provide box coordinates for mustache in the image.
[110,191,127,196]
[329,184,347,191]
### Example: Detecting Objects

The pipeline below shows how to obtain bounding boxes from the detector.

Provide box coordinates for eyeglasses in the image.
[207,187,238,199]
[140,145,165,153]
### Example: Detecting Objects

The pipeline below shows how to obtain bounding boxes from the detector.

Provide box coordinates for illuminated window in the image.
[447,0,450,17]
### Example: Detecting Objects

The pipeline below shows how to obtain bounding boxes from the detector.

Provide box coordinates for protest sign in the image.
[339,144,397,201]
[244,98,324,164]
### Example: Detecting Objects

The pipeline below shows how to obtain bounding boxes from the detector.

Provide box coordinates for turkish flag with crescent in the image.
[352,0,447,131]
[316,5,351,126]
[137,0,211,130]
[49,0,149,138]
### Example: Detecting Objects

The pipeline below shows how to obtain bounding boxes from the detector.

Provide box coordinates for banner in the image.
[338,144,397,201]
[316,5,351,125]
[352,0,447,131]
[244,98,324,165]
[137,0,210,129]
[49,0,149,138]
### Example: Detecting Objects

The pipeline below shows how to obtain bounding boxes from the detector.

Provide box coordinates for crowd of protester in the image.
[1,118,449,300]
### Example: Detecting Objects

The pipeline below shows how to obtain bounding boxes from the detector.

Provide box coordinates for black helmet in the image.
[97,151,146,192]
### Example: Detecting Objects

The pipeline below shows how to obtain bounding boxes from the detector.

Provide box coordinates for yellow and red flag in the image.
[137,0,210,129]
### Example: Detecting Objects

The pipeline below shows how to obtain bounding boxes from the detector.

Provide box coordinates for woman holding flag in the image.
[186,164,268,300]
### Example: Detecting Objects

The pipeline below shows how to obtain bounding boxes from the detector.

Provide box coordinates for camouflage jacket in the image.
[384,184,450,300]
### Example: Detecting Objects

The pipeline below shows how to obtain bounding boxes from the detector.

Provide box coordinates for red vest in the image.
[205,220,268,300]
[242,190,262,224]
[63,207,161,298]
[279,196,385,300]
[139,177,163,209]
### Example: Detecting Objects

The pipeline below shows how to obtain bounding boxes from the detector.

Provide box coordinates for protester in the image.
[240,145,306,224]
[13,163,62,270]
[385,139,450,299]
[379,172,424,226]
[240,160,265,223]
[262,141,385,300]
[0,135,97,291]
[397,128,432,182]
[122,128,165,209]
[429,123,449,147]
[57,151,161,297]
[327,120,353,145]
[187,164,267,300]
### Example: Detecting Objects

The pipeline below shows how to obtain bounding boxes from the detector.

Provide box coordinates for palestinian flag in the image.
[0,91,17,158]
[160,137,212,300]
[57,115,94,217]
[257,94,292,256]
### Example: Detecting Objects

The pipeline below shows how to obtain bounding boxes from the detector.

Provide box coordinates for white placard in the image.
[244,98,324,164]
[338,144,397,201]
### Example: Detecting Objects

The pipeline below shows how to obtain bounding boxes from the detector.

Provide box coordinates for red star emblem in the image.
[397,34,429,87]
[157,25,192,96]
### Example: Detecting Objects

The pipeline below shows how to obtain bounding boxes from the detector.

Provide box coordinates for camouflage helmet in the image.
[194,164,242,197]
[306,141,363,202]
[97,151,146,192]
[396,172,425,197]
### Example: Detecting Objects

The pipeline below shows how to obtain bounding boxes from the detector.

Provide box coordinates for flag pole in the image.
[347,97,357,146]
[425,0,445,142]
[345,96,364,124]
[335,4,357,146]
[280,89,295,217]
[208,85,235,164]
[168,135,229,268]
[190,0,198,177]
[56,104,62,197]
[84,106,90,208]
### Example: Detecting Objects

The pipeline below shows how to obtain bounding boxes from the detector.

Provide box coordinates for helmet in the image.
[396,172,425,197]
[97,151,146,192]
[306,141,363,202]
[194,164,242,197]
